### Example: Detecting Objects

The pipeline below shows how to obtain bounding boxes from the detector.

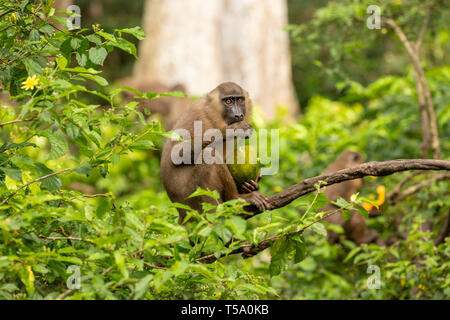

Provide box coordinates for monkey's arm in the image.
[170,121,253,165]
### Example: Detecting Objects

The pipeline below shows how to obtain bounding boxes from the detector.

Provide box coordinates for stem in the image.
[0,168,72,206]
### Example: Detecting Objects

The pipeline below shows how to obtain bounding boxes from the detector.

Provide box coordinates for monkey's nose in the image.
[235,114,244,121]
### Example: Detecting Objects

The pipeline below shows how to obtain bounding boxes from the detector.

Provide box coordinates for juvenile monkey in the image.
[160,82,271,223]
[322,150,380,244]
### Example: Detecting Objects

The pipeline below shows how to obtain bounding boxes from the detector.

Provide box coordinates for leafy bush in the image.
[0,0,448,300]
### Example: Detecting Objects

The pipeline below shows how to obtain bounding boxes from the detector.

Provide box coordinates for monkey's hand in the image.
[224,121,254,140]
[240,191,271,212]
[240,174,263,193]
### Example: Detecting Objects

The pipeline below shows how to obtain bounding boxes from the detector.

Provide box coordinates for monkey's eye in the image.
[237,98,244,103]
[225,99,232,104]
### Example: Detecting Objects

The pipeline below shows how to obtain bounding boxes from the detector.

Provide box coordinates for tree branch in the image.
[197,159,450,263]
[392,172,450,203]
[242,159,450,218]
[198,208,341,264]
[0,114,38,128]
[381,17,441,159]
[0,168,73,206]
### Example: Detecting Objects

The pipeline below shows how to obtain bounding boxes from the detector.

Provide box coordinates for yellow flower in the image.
[362,202,373,211]
[273,186,282,192]
[381,28,388,35]
[214,292,222,298]
[21,75,39,91]
[376,185,385,206]
[400,277,405,287]
[418,284,424,290]
[11,12,18,22]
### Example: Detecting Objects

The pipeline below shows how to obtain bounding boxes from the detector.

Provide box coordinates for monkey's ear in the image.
[350,152,362,162]
[171,83,187,93]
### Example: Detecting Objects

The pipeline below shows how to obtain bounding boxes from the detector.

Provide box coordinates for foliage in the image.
[0,0,448,300]
[287,0,450,106]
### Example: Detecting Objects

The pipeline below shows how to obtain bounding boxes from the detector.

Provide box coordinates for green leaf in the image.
[42,131,69,160]
[96,198,110,219]
[294,242,308,263]
[355,204,369,218]
[344,247,362,263]
[29,30,40,41]
[109,38,137,58]
[160,91,186,98]
[62,67,102,74]
[0,142,36,153]
[19,266,35,295]
[88,47,108,66]
[75,52,87,67]
[130,140,155,150]
[85,204,95,221]
[117,26,146,40]
[134,275,153,299]
[312,192,328,211]
[22,58,43,76]
[269,237,288,277]
[333,196,353,210]
[55,56,68,69]
[114,251,129,278]
[225,216,247,238]
[86,34,102,45]
[341,209,352,221]
[187,187,220,201]
[70,38,82,50]
[34,162,62,191]
[10,154,35,171]
[75,164,93,176]
[79,73,108,86]
[310,222,327,237]
[0,167,22,182]
[213,224,233,243]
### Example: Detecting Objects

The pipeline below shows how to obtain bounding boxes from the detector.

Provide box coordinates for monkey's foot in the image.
[241,191,271,211]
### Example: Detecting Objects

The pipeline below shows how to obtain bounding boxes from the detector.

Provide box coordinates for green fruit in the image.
[227,144,260,188]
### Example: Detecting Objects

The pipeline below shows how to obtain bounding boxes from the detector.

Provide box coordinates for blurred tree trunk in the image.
[53,0,73,30]
[53,0,72,11]
[134,0,298,120]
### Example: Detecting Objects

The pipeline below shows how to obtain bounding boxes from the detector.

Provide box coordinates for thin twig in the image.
[198,207,342,264]
[0,114,38,128]
[56,289,73,300]
[381,17,441,159]
[0,168,73,206]
[415,6,431,52]
[394,172,450,202]
[39,235,94,243]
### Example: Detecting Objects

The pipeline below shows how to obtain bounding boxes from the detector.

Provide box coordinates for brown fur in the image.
[322,150,380,244]
[160,82,271,223]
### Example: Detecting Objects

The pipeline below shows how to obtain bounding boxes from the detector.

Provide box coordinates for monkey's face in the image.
[222,95,246,125]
